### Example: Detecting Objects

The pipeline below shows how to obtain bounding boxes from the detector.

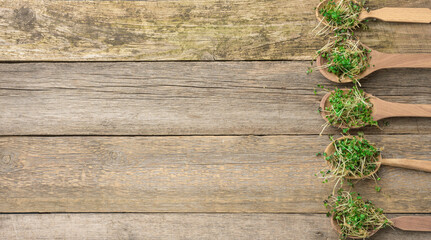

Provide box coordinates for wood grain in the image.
[1,62,430,136]
[0,135,430,213]
[0,213,430,240]
[0,0,429,61]
[0,1,429,238]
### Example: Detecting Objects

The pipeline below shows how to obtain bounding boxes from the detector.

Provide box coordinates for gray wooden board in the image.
[0,213,430,239]
[1,62,430,136]
[0,135,430,213]
[1,0,430,238]
[0,0,429,61]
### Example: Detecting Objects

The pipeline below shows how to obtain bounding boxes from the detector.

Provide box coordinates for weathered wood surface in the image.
[0,0,430,61]
[1,62,430,136]
[1,214,431,240]
[0,135,430,213]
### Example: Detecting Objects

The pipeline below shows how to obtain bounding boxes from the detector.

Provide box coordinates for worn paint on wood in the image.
[1,213,431,239]
[0,0,429,61]
[0,135,430,213]
[1,62,430,135]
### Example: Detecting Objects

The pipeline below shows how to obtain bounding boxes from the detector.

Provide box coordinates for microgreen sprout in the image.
[316,0,367,34]
[326,135,381,179]
[313,38,371,83]
[325,190,392,239]
[318,134,382,191]
[322,86,378,130]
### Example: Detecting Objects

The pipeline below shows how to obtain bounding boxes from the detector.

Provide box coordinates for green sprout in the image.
[316,38,370,82]
[318,0,367,31]
[322,86,378,130]
[318,134,382,191]
[325,190,392,239]
[326,135,380,179]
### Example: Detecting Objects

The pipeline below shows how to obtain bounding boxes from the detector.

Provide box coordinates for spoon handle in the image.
[377,53,431,69]
[381,158,431,173]
[391,216,431,231]
[371,97,431,120]
[359,8,431,23]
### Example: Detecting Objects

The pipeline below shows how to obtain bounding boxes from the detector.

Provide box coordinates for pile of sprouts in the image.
[316,38,371,82]
[325,190,392,239]
[316,0,367,34]
[321,86,378,131]
[320,135,381,189]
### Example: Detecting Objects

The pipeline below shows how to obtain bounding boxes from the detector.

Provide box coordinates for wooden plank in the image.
[0,0,429,61]
[0,135,430,213]
[1,213,430,240]
[1,61,430,136]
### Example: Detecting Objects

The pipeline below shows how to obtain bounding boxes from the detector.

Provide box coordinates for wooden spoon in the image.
[316,42,431,83]
[324,136,431,180]
[320,89,431,128]
[316,0,431,26]
[331,215,431,238]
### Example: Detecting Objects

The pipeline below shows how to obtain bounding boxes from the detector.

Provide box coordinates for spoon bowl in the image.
[331,214,379,239]
[319,89,373,129]
[316,41,374,83]
[331,213,431,238]
[324,136,382,180]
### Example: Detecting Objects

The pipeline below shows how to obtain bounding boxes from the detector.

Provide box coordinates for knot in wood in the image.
[0,151,20,173]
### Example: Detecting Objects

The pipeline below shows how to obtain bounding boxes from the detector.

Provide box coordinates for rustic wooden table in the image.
[0,0,430,239]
